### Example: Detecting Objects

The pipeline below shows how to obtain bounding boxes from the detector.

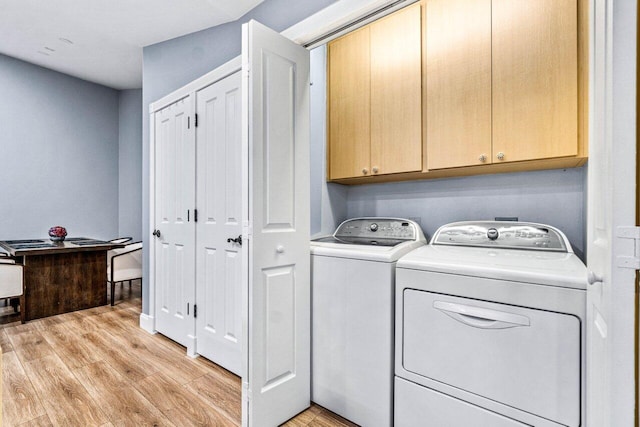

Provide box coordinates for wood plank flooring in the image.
[1,282,356,427]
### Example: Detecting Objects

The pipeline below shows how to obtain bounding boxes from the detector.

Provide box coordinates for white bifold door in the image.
[152,19,310,426]
[241,21,310,426]
[195,72,243,375]
[153,97,196,349]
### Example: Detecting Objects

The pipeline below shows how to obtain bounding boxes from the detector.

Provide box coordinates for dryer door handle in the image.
[433,301,530,330]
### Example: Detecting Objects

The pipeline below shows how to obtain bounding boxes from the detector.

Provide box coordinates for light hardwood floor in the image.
[1,283,356,427]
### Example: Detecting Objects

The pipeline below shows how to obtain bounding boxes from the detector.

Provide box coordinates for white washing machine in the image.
[395,221,587,427]
[311,217,426,427]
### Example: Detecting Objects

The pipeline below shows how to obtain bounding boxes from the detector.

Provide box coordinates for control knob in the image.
[370,223,378,232]
[487,228,499,240]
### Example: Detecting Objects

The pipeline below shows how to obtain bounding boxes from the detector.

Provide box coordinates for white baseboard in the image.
[139,313,156,334]
[186,334,197,358]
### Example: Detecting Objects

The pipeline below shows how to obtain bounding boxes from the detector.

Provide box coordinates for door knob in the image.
[478,154,487,162]
[587,271,604,285]
[152,229,161,238]
[227,235,243,246]
[372,166,379,174]
[362,168,369,175]
[496,152,505,161]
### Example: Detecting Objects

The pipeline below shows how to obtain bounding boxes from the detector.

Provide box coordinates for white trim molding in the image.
[139,313,156,334]
[283,0,418,48]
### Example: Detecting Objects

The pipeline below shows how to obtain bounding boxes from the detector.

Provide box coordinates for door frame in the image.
[587,0,637,425]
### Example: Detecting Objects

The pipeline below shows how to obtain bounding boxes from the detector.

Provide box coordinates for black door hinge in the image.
[187,116,190,129]
[194,209,198,222]
[187,302,190,315]
[194,304,197,318]
[194,114,198,127]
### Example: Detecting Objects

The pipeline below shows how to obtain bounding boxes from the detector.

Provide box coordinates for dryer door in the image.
[402,290,580,427]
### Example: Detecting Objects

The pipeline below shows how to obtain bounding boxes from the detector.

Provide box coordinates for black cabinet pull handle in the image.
[152,229,161,238]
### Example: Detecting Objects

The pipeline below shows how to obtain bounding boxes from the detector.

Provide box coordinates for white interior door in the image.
[586,0,636,425]
[154,97,196,350]
[241,20,310,427]
[196,71,243,375]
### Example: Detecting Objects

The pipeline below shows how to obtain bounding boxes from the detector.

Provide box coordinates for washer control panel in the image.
[334,218,419,241]
[432,221,569,252]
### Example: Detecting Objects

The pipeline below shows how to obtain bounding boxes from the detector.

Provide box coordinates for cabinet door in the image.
[370,3,422,175]
[153,97,196,351]
[327,27,371,179]
[195,72,242,376]
[492,0,578,163]
[425,0,492,170]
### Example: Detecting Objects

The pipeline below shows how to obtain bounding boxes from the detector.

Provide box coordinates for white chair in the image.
[107,241,142,306]
[0,257,25,323]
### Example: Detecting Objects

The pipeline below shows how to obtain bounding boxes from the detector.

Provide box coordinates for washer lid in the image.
[311,217,426,262]
[431,221,571,252]
[311,239,425,262]
[397,245,588,289]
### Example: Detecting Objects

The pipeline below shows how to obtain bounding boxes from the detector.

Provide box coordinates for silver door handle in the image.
[434,301,530,329]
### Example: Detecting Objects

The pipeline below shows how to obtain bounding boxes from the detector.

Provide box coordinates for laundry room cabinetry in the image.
[427,0,582,170]
[328,0,588,184]
[424,0,492,170]
[491,0,580,165]
[327,2,422,180]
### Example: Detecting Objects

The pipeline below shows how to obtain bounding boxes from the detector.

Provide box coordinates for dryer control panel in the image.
[432,221,570,252]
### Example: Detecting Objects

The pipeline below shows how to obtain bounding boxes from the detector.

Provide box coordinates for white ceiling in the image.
[0,0,264,90]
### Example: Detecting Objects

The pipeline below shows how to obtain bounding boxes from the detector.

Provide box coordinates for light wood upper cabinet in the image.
[328,27,371,180]
[328,3,422,180]
[425,0,492,170]
[492,0,578,163]
[328,0,586,184]
[427,0,581,171]
[370,3,422,175]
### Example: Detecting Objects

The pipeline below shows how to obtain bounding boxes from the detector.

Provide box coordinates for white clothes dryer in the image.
[311,217,426,427]
[395,221,588,427]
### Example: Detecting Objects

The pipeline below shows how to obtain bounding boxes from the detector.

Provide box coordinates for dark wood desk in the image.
[0,238,123,321]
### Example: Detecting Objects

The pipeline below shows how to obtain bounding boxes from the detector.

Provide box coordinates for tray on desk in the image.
[72,240,109,246]
[11,243,55,249]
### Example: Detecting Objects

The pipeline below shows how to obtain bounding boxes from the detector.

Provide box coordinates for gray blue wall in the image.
[346,168,587,257]
[118,89,143,241]
[0,53,120,241]
[310,45,348,237]
[142,0,337,313]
